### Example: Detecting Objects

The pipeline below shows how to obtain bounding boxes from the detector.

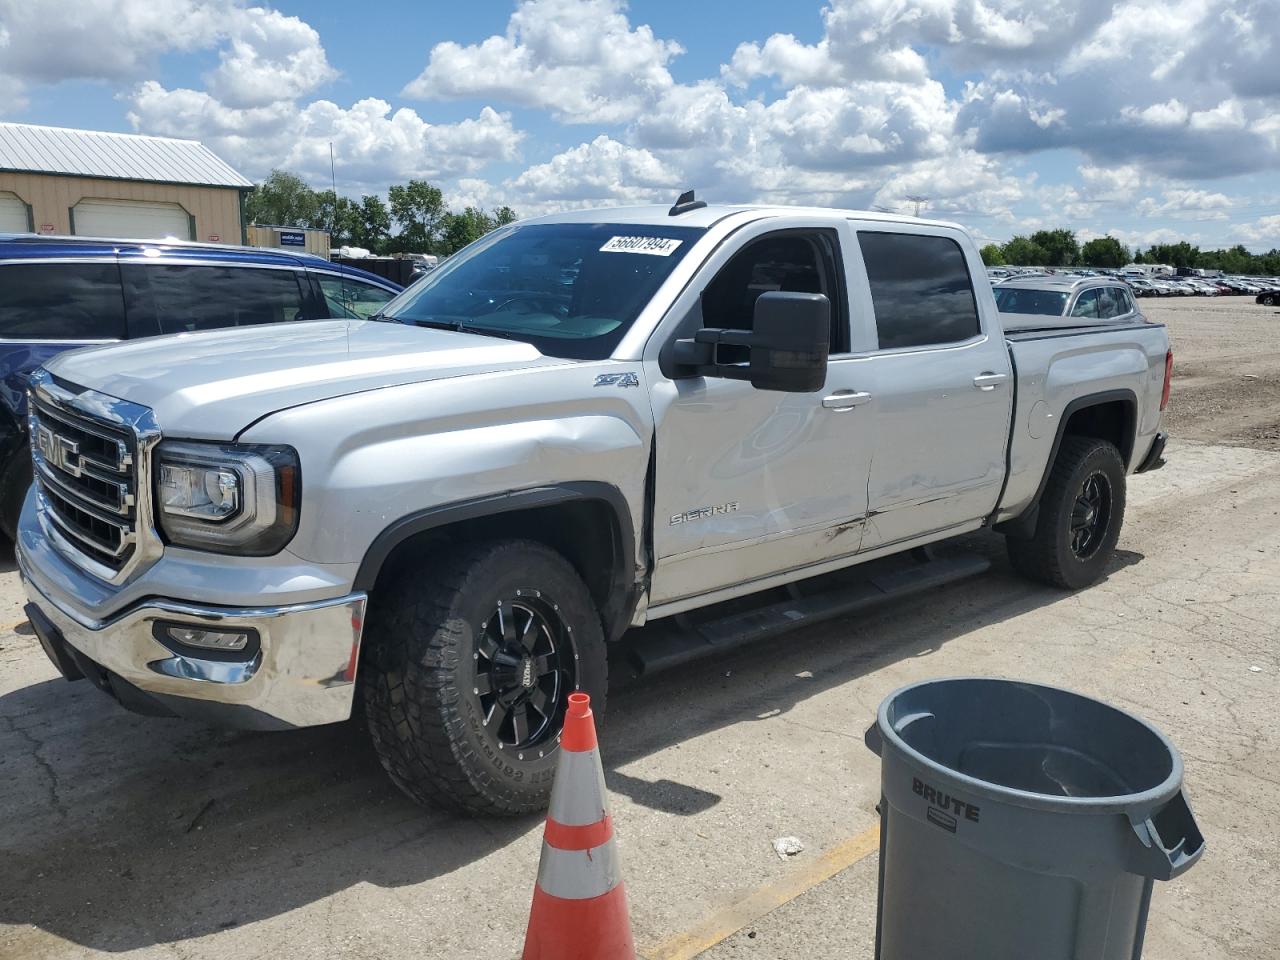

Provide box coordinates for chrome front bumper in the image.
[19,543,367,730]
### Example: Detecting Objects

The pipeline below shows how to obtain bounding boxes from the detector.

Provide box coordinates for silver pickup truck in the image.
[18,201,1172,815]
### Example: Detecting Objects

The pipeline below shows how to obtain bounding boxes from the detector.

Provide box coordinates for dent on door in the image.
[649,369,872,605]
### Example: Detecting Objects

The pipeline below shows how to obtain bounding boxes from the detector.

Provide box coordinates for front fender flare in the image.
[352,481,638,639]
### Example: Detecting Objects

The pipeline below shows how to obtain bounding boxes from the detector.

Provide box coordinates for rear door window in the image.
[857,232,980,350]
[0,262,126,340]
[123,264,308,337]
[316,275,396,320]
[1070,290,1100,318]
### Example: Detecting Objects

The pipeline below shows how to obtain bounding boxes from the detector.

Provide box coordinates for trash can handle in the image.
[864,722,883,757]
[1129,790,1205,880]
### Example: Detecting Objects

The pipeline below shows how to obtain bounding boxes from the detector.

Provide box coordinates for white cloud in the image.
[204,7,335,109]
[1122,100,1190,128]
[507,135,679,207]
[0,1,333,112]
[1188,99,1246,131]
[402,0,682,124]
[1237,215,1280,245]
[127,84,523,185]
[1136,189,1233,220]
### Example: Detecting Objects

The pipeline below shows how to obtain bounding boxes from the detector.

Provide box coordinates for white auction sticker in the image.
[599,235,683,256]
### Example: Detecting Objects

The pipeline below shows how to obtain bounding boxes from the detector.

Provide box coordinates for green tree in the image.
[979,243,1006,266]
[1144,241,1200,270]
[388,180,446,251]
[1002,235,1048,266]
[351,195,392,253]
[311,190,360,247]
[245,169,320,227]
[1029,228,1079,267]
[1080,236,1130,268]
[493,206,519,227]
[439,207,500,254]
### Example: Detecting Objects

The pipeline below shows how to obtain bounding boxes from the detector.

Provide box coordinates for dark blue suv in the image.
[0,234,402,537]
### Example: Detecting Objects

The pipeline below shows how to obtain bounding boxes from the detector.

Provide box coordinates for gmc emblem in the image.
[36,425,82,477]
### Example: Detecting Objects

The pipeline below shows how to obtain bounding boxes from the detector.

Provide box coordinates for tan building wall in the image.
[0,172,242,242]
[246,223,331,258]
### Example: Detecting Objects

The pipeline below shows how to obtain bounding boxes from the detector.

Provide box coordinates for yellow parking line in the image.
[645,822,881,960]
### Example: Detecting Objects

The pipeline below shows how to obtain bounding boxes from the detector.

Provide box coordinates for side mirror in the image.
[672,291,830,393]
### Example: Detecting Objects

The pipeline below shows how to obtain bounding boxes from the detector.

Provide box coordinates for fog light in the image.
[166,626,249,651]
[154,620,259,658]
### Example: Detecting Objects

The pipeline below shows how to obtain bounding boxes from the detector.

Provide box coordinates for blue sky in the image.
[2,0,1277,250]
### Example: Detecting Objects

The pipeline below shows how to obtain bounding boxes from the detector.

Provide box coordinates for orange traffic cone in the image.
[522,692,635,960]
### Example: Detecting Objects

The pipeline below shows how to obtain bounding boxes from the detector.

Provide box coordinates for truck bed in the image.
[996,318,1169,525]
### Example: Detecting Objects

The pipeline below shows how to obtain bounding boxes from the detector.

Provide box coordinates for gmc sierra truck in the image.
[18,200,1172,815]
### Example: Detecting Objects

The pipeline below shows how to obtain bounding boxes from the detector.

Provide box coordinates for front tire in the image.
[361,539,607,816]
[1006,436,1127,589]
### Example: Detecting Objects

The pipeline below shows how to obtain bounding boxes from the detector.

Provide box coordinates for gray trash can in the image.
[865,677,1203,960]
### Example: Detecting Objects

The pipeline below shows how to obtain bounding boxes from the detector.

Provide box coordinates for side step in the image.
[619,551,991,680]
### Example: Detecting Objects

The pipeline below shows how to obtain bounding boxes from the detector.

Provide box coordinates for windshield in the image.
[993,287,1070,316]
[375,222,705,359]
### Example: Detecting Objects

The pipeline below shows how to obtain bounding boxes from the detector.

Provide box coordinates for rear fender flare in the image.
[997,388,1137,539]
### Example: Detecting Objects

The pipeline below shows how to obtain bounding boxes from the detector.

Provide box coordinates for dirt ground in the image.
[1151,296,1280,449]
[1,296,1277,960]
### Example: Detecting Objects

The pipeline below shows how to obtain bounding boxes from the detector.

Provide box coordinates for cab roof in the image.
[518,203,967,234]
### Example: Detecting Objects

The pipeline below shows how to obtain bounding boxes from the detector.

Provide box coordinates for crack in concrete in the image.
[1,713,68,821]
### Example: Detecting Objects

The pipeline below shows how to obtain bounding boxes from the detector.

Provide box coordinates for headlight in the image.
[154,441,300,555]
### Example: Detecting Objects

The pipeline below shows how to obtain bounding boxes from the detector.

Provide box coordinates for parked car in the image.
[0,234,401,537]
[18,203,1171,814]
[1126,278,1159,297]
[992,276,1143,320]
[1258,288,1280,306]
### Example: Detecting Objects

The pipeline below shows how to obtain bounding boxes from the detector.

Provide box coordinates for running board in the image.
[619,551,991,680]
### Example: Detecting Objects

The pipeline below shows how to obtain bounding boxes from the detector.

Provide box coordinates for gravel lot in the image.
[1,296,1277,960]
[1150,296,1280,449]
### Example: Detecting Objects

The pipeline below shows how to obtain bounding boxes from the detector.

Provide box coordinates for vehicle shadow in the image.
[0,532,1137,952]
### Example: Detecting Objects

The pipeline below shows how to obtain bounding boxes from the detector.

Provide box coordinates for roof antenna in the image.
[669,189,707,216]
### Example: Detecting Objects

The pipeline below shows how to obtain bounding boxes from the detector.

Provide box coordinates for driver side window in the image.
[700,231,846,351]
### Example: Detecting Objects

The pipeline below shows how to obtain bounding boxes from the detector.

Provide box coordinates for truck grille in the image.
[31,396,139,569]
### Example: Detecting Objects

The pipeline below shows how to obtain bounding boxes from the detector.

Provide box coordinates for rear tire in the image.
[1006,436,1126,590]
[360,539,607,816]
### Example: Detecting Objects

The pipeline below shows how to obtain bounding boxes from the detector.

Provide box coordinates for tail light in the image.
[1160,349,1173,411]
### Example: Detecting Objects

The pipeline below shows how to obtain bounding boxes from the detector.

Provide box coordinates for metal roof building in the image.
[0,122,252,243]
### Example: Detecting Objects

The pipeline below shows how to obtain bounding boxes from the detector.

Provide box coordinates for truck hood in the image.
[45,319,556,440]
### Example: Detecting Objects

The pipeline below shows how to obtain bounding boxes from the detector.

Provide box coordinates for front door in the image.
[645,224,876,608]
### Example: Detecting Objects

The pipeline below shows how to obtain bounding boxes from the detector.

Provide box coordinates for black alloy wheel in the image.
[1069,471,1113,560]
[474,594,575,752]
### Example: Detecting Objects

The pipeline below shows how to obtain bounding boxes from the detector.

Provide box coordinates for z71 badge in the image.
[594,372,640,388]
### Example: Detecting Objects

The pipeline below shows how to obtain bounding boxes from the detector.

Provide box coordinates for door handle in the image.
[973,372,1010,391]
[822,390,873,410]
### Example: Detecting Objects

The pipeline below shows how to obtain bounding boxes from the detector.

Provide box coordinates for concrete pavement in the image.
[1,437,1277,959]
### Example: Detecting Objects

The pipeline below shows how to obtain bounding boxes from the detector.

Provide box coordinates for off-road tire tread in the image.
[1006,436,1126,589]
[361,539,605,816]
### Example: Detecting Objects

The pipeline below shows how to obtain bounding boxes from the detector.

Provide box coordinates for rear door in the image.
[850,226,1014,551]
[121,262,310,337]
